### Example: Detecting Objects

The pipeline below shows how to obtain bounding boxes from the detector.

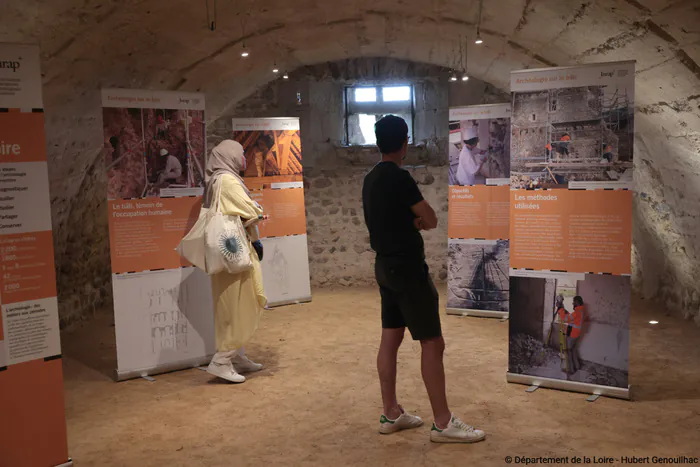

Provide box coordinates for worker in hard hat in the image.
[456,126,487,186]
[601,142,614,164]
[156,148,183,185]
[564,296,585,374]
[557,133,571,156]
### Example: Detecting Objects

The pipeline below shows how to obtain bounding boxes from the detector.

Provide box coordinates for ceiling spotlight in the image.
[450,73,458,82]
[283,72,289,80]
[241,43,250,58]
[273,66,280,74]
[475,33,483,45]
[649,320,659,325]
[462,74,469,81]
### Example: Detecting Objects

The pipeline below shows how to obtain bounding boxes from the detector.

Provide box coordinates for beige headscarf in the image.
[204,139,249,208]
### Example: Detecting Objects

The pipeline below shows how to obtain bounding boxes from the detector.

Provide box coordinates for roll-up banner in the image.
[507,61,634,399]
[232,118,311,306]
[102,89,215,381]
[447,104,511,319]
[0,43,71,467]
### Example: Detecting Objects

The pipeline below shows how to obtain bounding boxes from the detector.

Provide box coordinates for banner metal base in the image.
[507,372,630,400]
[115,355,214,382]
[447,308,509,320]
[56,460,73,467]
[267,296,312,308]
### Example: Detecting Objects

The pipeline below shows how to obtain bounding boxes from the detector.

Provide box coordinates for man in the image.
[564,296,585,374]
[362,115,486,444]
[601,142,614,164]
[156,148,183,185]
[456,126,487,186]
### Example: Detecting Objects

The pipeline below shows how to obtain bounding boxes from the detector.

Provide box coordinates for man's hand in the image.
[414,217,426,230]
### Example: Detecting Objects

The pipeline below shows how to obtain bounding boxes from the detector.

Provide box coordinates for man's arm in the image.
[411,200,438,230]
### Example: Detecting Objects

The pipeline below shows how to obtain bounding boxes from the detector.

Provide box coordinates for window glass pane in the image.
[358,114,377,145]
[354,87,377,103]
[382,86,411,102]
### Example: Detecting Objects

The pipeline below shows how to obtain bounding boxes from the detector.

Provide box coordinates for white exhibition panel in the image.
[1,296,61,366]
[260,234,312,306]
[0,43,43,109]
[112,267,215,378]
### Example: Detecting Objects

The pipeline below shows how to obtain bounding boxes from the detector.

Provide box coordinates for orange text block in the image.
[509,189,632,274]
[448,185,510,240]
[108,197,201,273]
[0,359,70,467]
[250,188,307,238]
[0,231,57,304]
[0,113,47,163]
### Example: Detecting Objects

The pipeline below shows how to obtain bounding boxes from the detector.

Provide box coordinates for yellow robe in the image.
[211,174,266,352]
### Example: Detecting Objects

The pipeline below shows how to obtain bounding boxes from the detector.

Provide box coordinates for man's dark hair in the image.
[573,296,584,306]
[464,137,479,147]
[375,115,408,154]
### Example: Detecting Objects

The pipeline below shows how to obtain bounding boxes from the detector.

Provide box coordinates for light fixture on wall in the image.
[475,0,484,44]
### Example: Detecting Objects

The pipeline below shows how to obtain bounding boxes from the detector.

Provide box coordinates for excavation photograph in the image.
[448,117,510,186]
[508,273,630,389]
[447,240,509,312]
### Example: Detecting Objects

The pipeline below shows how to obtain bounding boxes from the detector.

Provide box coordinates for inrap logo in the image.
[600,71,614,78]
[178,97,190,104]
[0,60,21,72]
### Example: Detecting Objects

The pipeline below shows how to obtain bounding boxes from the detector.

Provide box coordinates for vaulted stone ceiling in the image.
[1,0,699,323]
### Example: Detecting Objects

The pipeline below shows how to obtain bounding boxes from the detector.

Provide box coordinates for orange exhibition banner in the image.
[448,185,510,240]
[509,189,632,274]
[0,44,71,467]
[107,197,201,274]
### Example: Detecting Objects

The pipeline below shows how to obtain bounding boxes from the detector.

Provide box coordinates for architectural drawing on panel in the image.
[269,244,290,290]
[145,284,189,353]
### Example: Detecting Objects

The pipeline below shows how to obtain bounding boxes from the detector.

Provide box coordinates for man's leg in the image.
[378,327,405,420]
[420,336,451,428]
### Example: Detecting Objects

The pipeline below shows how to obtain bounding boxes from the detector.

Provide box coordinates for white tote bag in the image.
[176,179,253,275]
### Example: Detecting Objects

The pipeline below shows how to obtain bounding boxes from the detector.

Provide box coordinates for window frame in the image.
[343,84,415,147]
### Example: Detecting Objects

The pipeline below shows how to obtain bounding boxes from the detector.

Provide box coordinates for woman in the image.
[204,140,267,384]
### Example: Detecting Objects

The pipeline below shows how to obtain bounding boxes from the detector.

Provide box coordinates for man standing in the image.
[362,115,486,444]
[564,296,585,374]
[156,148,183,185]
[456,126,487,186]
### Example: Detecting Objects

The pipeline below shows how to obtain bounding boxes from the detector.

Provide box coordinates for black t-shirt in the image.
[362,161,425,260]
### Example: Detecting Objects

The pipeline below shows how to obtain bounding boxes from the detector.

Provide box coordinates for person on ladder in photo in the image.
[564,296,585,375]
[203,140,267,384]
[156,148,183,186]
[363,115,486,444]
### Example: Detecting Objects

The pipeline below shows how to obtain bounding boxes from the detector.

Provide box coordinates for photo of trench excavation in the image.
[447,240,509,312]
[104,108,206,199]
[448,118,510,186]
[510,85,633,189]
[508,274,630,388]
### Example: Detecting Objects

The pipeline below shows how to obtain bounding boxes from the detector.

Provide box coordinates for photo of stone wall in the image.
[508,273,630,388]
[447,240,509,312]
[510,85,633,189]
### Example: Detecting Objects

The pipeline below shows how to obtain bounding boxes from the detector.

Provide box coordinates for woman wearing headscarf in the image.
[204,140,267,383]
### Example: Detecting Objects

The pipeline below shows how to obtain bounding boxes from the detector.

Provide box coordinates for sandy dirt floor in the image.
[60,286,700,466]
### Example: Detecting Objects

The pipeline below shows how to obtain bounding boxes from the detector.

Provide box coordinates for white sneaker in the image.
[206,360,246,383]
[232,354,263,373]
[430,415,485,443]
[378,408,424,434]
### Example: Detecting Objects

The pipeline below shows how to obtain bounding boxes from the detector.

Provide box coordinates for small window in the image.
[345,85,414,146]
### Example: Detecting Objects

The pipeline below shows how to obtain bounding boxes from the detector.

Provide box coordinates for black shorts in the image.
[374,256,441,341]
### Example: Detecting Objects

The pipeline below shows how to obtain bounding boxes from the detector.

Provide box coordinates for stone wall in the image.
[208,58,507,288]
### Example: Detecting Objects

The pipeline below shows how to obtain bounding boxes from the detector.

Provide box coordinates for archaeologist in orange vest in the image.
[558,133,571,156]
[564,296,585,374]
[601,142,614,164]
